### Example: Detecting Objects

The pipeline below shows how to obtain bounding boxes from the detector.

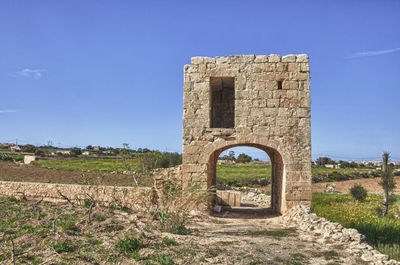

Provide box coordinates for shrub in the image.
[116,237,141,255]
[0,154,13,162]
[350,184,367,202]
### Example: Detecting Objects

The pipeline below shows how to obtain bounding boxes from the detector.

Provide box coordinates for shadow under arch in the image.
[207,143,285,215]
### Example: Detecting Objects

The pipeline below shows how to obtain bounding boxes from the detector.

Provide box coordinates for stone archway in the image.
[182,54,312,214]
[207,143,284,213]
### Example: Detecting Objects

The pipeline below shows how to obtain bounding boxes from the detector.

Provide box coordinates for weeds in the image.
[52,240,76,254]
[313,193,400,260]
[115,236,141,255]
[162,237,178,246]
[250,228,296,238]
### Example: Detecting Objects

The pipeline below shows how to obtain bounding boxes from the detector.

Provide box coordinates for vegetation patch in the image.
[313,193,400,260]
[249,227,297,238]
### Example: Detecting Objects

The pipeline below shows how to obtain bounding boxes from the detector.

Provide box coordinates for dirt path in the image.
[181,210,368,264]
[0,196,367,265]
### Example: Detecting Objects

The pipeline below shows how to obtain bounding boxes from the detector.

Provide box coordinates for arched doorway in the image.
[207,143,285,213]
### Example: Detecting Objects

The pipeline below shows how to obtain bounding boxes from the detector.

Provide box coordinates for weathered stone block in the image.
[268,54,281,62]
[282,54,296,62]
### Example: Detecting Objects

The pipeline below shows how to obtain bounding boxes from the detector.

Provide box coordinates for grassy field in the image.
[217,164,377,187]
[216,164,271,186]
[312,167,374,174]
[313,193,400,260]
[34,159,135,173]
[32,159,379,186]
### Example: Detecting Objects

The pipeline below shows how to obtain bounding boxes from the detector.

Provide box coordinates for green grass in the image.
[311,167,374,174]
[313,193,400,260]
[31,159,378,187]
[34,159,135,173]
[216,164,271,186]
[217,164,377,187]
[249,227,297,239]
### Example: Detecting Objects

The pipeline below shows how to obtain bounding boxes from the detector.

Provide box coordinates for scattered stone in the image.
[282,205,400,264]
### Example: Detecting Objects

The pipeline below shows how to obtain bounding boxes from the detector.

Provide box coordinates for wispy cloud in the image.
[10,68,46,80]
[349,47,400,58]
[0,109,22,113]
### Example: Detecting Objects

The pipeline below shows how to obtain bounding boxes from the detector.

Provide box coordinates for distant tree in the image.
[70,148,82,156]
[142,148,151,153]
[237,153,252,163]
[86,145,93,150]
[156,152,182,168]
[315,157,335,167]
[380,152,395,217]
[22,144,36,153]
[227,150,235,161]
[34,149,46,157]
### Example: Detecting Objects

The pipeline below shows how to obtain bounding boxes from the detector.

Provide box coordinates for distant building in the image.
[10,145,21,152]
[82,151,90,156]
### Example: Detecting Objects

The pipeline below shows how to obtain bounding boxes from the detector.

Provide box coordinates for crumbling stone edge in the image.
[282,205,399,264]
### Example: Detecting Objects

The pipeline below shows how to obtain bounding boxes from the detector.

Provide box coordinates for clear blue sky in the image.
[1,1,399,161]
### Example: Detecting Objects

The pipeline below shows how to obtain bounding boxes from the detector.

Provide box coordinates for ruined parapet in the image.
[182,54,311,214]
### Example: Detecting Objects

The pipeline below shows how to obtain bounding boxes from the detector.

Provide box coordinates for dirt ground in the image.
[0,196,369,265]
[0,161,142,187]
[312,176,400,193]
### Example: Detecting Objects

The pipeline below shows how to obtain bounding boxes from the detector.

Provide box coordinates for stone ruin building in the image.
[182,54,311,214]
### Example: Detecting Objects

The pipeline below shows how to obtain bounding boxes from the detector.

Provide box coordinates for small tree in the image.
[315,157,335,167]
[70,148,82,156]
[227,150,235,161]
[237,153,252,163]
[350,184,367,202]
[22,144,36,153]
[380,152,395,217]
[120,143,160,186]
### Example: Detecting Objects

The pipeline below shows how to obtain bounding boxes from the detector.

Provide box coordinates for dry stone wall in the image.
[182,54,311,213]
[283,205,399,264]
[0,181,150,208]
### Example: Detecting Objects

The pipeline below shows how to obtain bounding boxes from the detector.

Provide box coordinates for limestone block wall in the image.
[182,54,311,214]
[0,181,150,208]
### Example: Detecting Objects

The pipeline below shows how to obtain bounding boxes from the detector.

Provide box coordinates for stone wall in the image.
[283,205,399,264]
[0,181,150,208]
[182,54,311,213]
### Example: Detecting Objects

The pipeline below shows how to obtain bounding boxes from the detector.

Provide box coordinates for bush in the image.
[0,154,13,162]
[156,152,182,168]
[70,148,82,156]
[350,184,367,202]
